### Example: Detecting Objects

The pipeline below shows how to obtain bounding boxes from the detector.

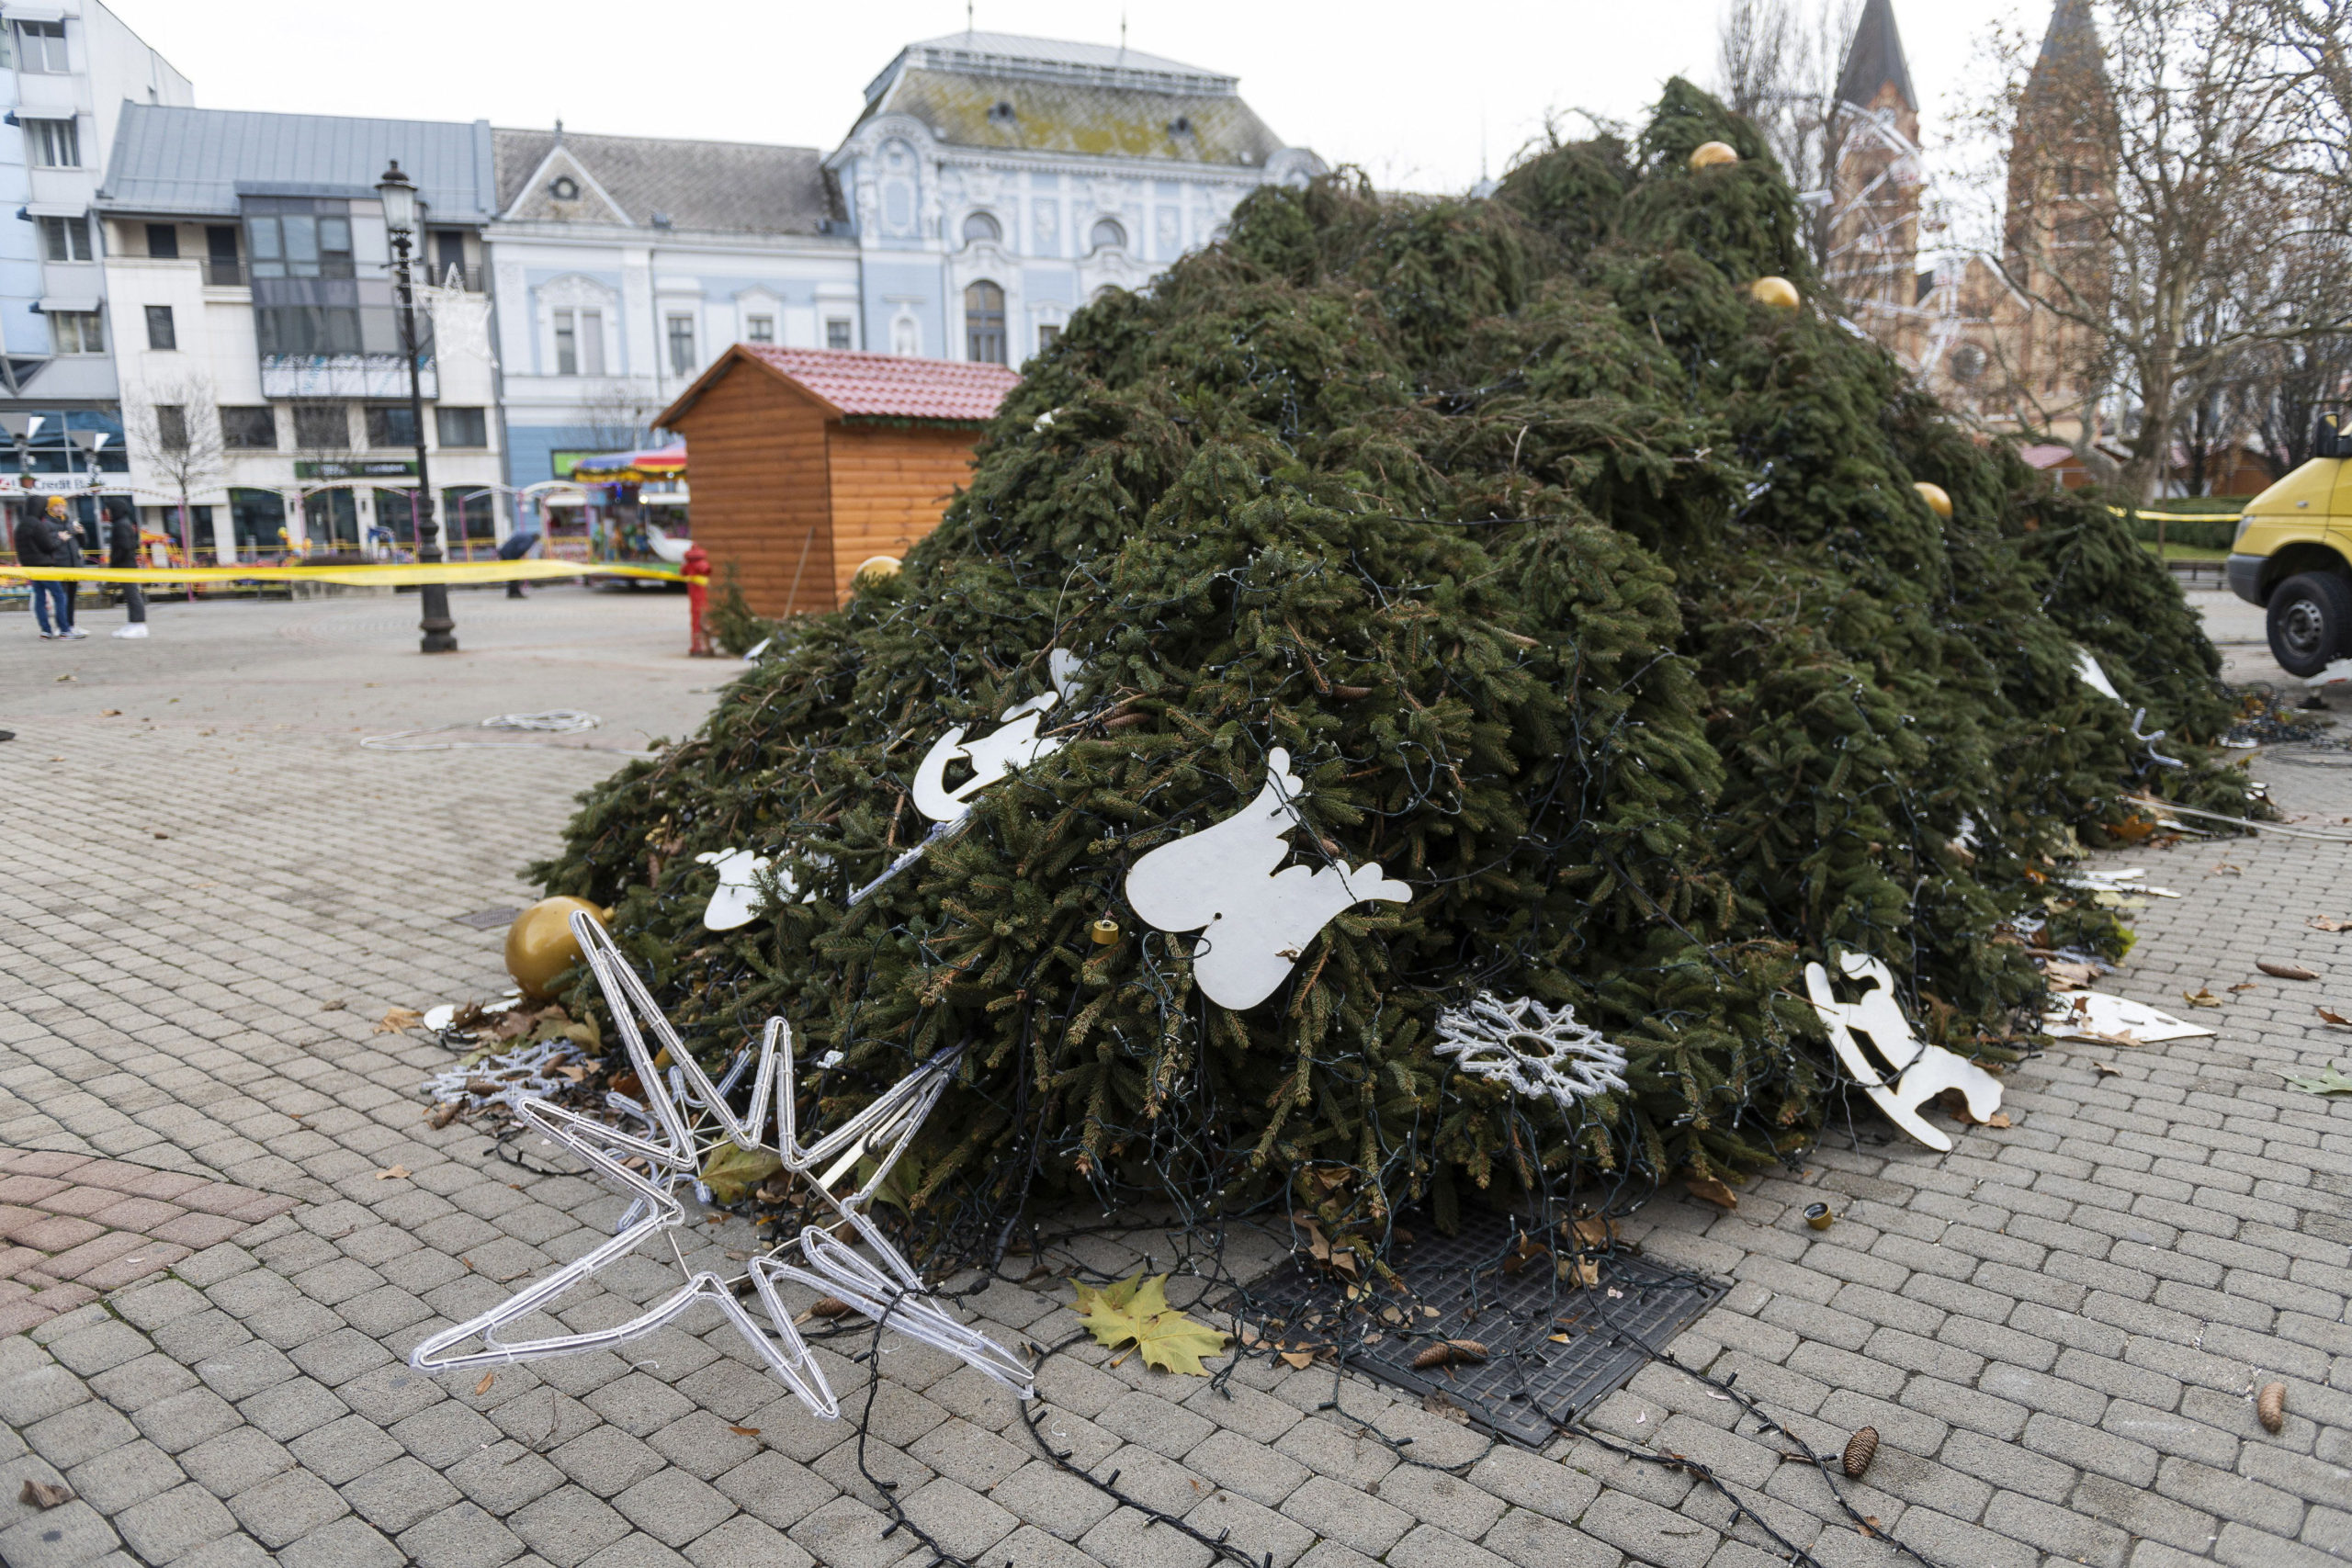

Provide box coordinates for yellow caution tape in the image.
[2108,505,2245,524]
[0,559,702,587]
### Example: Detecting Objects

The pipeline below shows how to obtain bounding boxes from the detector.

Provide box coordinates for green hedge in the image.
[2123,509,2241,551]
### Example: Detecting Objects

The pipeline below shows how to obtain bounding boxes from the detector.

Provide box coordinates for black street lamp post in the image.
[377,161,457,653]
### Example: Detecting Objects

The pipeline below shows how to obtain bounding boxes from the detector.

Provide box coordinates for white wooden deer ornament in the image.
[1803,950,2004,1153]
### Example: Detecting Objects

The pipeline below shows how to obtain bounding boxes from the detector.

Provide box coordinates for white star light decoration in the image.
[408,913,1033,1413]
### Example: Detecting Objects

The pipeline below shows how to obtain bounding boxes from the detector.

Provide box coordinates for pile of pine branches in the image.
[534,82,2237,1253]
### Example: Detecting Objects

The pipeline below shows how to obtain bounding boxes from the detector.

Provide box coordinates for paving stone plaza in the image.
[1,586,2348,1568]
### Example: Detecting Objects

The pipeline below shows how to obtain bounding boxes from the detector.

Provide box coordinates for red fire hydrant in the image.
[684,545,716,658]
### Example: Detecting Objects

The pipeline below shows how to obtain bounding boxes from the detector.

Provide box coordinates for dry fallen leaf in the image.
[375,1006,425,1033]
[2094,1062,2122,1077]
[2214,862,2244,875]
[424,1103,461,1130]
[2185,987,2222,1008]
[1071,1273,1230,1375]
[98,708,120,717]
[320,998,348,1012]
[2229,982,2260,993]
[1684,1173,1738,1210]
[2312,918,2352,932]
[2320,1007,2352,1027]
[2260,960,2320,981]
[374,1165,411,1180]
[473,1372,496,1396]
[728,1425,763,1438]
[18,1478,71,1508]
[1278,1349,1315,1370]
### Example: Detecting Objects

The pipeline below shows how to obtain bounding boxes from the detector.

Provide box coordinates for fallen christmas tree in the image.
[534,81,2240,1256]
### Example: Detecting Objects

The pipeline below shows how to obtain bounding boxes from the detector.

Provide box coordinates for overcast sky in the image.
[104,0,2036,195]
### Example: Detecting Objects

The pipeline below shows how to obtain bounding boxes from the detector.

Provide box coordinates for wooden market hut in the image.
[654,344,1022,615]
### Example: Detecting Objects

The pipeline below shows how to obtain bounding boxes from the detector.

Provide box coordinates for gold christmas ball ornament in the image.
[1914,481,1954,519]
[504,897,606,1000]
[1689,141,1740,171]
[1749,276,1800,310]
[853,555,902,587]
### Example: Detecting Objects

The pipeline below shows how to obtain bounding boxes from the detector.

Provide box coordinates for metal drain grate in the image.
[454,907,521,930]
[1229,1207,1724,1449]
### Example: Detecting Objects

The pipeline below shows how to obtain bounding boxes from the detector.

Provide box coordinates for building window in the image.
[892,315,920,356]
[255,305,363,357]
[962,211,1001,246]
[145,223,179,260]
[365,405,418,448]
[1038,322,1061,352]
[39,217,91,263]
[155,405,188,451]
[293,404,349,448]
[246,211,354,281]
[551,308,604,376]
[220,406,277,449]
[204,225,240,286]
[230,489,287,549]
[435,406,488,448]
[443,488,496,540]
[145,305,176,352]
[965,280,1006,366]
[48,311,103,355]
[666,314,696,375]
[746,314,775,344]
[1089,217,1126,253]
[25,118,80,169]
[549,175,579,200]
[15,19,66,73]
[826,317,854,351]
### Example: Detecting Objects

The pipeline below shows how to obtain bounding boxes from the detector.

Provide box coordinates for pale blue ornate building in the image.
[825,31,1322,367]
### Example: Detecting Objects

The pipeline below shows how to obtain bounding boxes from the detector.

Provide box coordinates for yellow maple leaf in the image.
[697,1143,784,1204]
[1071,1272,1229,1376]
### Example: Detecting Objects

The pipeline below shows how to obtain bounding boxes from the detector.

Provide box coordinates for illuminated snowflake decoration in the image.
[1433,992,1629,1112]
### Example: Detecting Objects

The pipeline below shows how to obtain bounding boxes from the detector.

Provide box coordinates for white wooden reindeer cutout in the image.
[1803,950,2004,1153]
[1125,747,1412,1010]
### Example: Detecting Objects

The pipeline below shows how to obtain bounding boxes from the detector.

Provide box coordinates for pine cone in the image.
[2257,1382,2287,1433]
[1411,1339,1488,1370]
[1841,1426,1879,1478]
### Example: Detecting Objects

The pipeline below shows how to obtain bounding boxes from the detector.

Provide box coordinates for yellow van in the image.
[2227,422,2352,676]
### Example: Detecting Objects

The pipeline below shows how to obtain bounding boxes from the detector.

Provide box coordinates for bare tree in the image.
[577,379,661,452]
[1962,0,2352,502]
[124,372,225,561]
[1714,0,1860,262]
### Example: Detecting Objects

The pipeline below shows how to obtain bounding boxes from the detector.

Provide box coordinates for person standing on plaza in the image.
[107,506,147,638]
[17,497,85,639]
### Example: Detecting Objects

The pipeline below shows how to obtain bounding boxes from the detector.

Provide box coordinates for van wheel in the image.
[2267,572,2352,677]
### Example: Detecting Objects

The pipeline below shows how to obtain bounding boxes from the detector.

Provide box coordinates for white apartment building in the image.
[0,0,187,549]
[93,107,505,558]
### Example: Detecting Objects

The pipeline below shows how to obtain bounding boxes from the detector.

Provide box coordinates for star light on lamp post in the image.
[376,161,456,653]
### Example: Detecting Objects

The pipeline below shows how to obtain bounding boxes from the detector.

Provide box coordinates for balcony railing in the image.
[202,259,243,287]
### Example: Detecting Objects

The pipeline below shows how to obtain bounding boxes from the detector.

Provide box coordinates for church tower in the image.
[2000,0,2110,436]
[1824,0,1925,358]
